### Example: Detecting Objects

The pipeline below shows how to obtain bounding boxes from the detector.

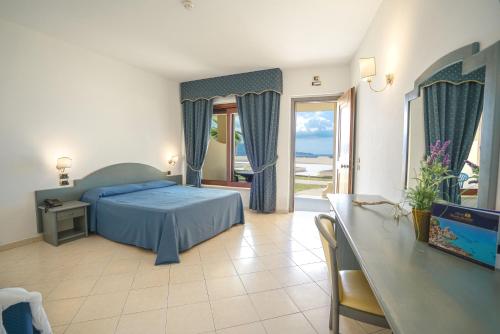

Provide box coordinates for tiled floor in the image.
[0,210,391,334]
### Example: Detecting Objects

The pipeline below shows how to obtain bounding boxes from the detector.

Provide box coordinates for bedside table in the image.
[38,201,90,246]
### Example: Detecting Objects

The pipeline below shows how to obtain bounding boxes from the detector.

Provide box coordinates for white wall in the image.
[277,65,350,211]
[0,19,182,246]
[350,0,500,206]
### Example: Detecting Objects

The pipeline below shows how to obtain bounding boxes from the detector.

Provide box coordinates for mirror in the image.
[403,41,500,210]
[406,89,482,207]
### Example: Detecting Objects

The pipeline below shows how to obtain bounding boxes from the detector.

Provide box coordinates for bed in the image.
[81,180,244,264]
[34,163,244,265]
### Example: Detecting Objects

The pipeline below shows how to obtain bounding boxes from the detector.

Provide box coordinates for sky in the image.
[295,111,334,155]
[234,110,335,157]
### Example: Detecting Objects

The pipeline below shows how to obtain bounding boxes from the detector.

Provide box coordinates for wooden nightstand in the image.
[38,201,90,246]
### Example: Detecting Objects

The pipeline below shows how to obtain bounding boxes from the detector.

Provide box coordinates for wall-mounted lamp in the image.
[56,156,72,186]
[359,57,394,92]
[168,155,179,167]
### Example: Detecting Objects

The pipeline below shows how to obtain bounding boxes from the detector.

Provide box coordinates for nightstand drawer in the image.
[57,207,85,221]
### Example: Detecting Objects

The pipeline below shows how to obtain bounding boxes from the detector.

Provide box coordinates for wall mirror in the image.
[402,41,500,209]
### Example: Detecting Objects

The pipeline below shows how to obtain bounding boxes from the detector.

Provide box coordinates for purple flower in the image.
[443,153,451,167]
[426,139,452,167]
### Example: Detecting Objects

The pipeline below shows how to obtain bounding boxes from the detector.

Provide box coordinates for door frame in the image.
[289,95,342,212]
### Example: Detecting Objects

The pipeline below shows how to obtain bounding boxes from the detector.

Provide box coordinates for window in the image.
[202,103,251,188]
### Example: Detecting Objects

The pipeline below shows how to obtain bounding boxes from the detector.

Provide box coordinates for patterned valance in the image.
[180,68,282,103]
[420,62,485,88]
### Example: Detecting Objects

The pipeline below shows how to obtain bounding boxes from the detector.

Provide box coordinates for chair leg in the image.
[330,297,340,334]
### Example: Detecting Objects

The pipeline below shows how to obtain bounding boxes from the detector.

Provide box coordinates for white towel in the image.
[0,288,52,334]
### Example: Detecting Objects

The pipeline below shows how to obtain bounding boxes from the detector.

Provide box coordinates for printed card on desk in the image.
[429,203,499,270]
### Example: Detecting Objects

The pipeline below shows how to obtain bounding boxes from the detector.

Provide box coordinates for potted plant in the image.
[407,140,454,241]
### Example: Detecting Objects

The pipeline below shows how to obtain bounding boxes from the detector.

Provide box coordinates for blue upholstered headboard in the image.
[34,163,182,233]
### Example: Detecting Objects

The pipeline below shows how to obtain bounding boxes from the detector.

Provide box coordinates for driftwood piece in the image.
[352,200,410,219]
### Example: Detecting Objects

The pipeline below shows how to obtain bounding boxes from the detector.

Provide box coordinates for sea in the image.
[438,217,497,266]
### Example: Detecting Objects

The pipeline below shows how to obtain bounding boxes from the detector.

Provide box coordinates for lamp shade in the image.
[56,157,72,170]
[359,57,376,80]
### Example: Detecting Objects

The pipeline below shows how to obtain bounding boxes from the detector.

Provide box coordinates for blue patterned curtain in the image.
[182,99,213,187]
[236,91,280,212]
[423,75,484,203]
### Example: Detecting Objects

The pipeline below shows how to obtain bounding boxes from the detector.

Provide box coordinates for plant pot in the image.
[412,209,431,242]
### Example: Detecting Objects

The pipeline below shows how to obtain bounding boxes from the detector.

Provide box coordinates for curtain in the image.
[423,81,484,203]
[236,91,280,212]
[182,99,213,187]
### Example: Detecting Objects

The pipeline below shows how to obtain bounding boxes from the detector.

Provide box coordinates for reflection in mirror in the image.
[203,114,227,181]
[405,61,485,208]
[407,91,482,207]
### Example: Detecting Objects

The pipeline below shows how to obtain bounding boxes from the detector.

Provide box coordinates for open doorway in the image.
[290,97,337,212]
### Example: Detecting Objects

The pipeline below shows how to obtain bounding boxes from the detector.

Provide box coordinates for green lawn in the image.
[294,183,324,193]
[295,175,331,181]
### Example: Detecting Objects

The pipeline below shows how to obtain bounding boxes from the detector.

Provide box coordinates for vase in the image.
[412,209,431,242]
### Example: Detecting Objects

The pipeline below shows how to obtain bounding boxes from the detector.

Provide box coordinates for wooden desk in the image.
[327,194,500,334]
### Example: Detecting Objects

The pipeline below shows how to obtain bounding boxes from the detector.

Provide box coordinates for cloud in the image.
[296,112,333,138]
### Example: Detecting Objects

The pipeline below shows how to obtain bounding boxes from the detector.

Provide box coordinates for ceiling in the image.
[0,0,382,81]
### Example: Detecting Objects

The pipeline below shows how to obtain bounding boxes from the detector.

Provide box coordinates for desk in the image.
[327,194,500,334]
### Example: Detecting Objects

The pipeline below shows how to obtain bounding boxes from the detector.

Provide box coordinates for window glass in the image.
[233,114,251,182]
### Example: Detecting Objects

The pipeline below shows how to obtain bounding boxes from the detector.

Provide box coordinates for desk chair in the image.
[315,214,390,333]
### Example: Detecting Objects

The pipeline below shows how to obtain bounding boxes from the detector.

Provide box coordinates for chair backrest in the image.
[315,214,341,303]
[458,172,469,188]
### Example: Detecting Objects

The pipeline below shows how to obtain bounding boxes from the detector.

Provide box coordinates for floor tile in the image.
[316,279,331,295]
[103,259,140,276]
[289,250,322,265]
[251,243,283,256]
[202,261,237,279]
[226,246,257,259]
[92,273,134,295]
[211,295,259,329]
[199,248,230,263]
[179,248,201,264]
[166,302,214,334]
[44,297,85,326]
[123,286,168,314]
[167,281,208,307]
[170,264,204,284]
[357,320,386,333]
[303,306,332,334]
[340,316,369,334]
[51,325,67,334]
[132,268,170,289]
[73,291,128,322]
[240,271,282,293]
[215,322,266,334]
[206,276,246,300]
[263,313,316,334]
[65,317,118,334]
[47,277,97,300]
[285,283,330,311]
[116,309,167,334]
[299,262,329,281]
[259,254,296,270]
[249,289,299,320]
[269,266,312,287]
[232,258,267,274]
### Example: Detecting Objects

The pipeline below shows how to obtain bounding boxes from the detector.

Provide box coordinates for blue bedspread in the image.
[81,181,244,264]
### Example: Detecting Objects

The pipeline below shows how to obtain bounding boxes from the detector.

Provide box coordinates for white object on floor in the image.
[0,287,52,334]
